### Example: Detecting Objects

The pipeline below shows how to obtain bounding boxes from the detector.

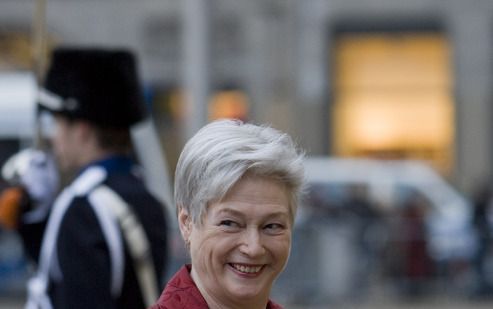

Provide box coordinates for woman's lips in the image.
[229,263,264,275]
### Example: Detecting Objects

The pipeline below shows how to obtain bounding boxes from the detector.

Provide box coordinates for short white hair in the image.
[174,119,305,224]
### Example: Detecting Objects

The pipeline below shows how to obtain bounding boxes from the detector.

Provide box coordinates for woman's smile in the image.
[229,263,265,276]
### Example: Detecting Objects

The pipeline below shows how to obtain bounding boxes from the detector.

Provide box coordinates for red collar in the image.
[150,265,283,309]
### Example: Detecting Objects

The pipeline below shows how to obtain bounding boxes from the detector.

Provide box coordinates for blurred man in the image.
[1,47,169,308]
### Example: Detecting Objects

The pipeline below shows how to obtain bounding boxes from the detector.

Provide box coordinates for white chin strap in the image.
[37,88,64,111]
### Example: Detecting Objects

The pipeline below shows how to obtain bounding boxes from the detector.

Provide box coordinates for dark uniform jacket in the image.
[19,156,168,309]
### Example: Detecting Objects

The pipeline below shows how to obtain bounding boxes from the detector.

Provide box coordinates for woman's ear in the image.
[178,207,192,247]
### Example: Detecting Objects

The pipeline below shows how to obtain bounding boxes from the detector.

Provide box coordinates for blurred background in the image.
[1,0,493,308]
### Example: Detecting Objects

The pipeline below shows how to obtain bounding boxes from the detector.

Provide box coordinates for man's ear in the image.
[178,207,192,245]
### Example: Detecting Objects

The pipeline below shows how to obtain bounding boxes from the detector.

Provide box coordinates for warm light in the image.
[208,90,249,121]
[332,32,454,175]
[334,92,454,151]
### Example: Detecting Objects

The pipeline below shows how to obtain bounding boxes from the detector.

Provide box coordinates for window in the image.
[332,32,454,175]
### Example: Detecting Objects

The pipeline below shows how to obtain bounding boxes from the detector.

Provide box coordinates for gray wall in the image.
[1,0,492,193]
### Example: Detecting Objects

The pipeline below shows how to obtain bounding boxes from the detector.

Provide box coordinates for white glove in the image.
[2,148,59,222]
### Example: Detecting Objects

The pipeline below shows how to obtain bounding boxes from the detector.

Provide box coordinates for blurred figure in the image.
[0,48,169,308]
[150,119,304,308]
[393,194,433,297]
[344,184,382,300]
[472,183,493,297]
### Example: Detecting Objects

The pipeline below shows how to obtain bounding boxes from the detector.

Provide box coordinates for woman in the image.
[151,119,304,309]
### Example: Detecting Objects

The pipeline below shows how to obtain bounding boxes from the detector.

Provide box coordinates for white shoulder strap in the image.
[26,166,108,309]
[90,185,159,307]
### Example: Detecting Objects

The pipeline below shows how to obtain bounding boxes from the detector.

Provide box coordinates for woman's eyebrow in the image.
[216,208,243,217]
[216,208,289,219]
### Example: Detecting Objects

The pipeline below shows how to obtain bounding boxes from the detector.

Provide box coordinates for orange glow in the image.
[333,91,454,151]
[335,33,452,90]
[332,32,454,175]
[208,90,249,121]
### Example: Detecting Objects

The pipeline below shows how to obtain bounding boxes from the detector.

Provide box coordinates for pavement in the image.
[0,298,22,309]
[286,298,493,309]
[3,296,493,309]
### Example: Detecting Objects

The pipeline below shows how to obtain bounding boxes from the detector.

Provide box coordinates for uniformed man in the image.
[1,47,169,309]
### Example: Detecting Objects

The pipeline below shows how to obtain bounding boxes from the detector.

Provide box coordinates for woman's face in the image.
[179,175,292,307]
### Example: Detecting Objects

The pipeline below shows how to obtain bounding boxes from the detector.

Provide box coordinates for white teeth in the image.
[232,264,262,274]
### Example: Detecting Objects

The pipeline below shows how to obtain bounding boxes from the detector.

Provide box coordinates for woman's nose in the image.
[239,229,266,257]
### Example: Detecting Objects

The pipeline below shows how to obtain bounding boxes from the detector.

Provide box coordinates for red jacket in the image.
[149,265,283,309]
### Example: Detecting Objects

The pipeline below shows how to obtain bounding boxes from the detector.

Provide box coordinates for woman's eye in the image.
[219,220,238,227]
[264,223,284,231]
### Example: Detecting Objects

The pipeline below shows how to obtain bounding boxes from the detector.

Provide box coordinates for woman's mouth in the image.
[229,263,263,274]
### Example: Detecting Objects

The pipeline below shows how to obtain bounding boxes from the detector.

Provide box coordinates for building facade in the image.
[1,0,492,193]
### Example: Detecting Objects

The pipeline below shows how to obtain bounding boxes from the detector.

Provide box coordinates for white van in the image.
[302,156,476,261]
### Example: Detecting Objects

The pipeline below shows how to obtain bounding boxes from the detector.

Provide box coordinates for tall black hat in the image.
[38,47,147,128]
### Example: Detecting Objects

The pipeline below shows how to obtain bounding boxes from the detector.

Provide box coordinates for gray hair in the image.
[174,119,305,224]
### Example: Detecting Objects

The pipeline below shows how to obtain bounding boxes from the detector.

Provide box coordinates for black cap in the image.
[38,47,147,128]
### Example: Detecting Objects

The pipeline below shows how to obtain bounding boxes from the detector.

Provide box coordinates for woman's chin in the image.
[224,279,271,302]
